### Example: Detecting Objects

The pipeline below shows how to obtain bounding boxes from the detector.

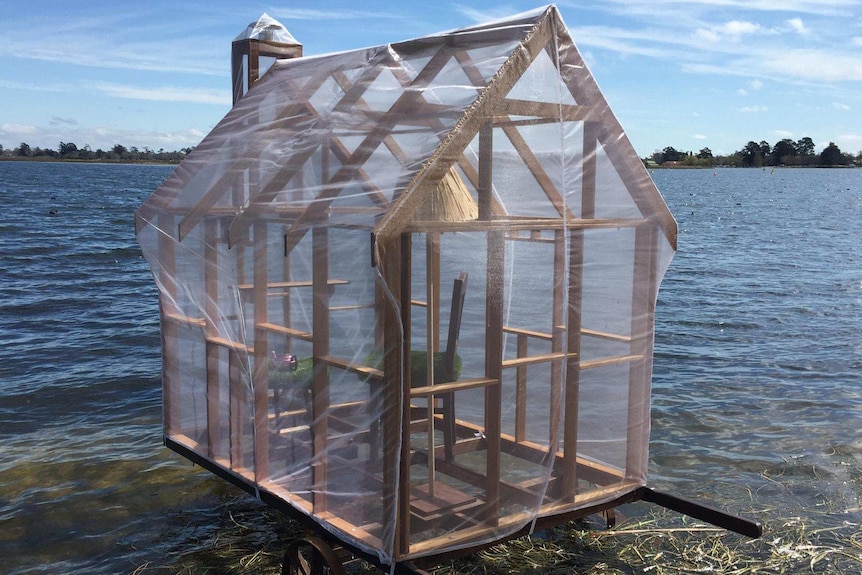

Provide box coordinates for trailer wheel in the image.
[282,535,347,575]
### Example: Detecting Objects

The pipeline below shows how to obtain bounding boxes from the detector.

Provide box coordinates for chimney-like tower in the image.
[231,13,302,105]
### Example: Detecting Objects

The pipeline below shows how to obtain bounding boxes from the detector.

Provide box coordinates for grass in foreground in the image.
[134,490,862,575]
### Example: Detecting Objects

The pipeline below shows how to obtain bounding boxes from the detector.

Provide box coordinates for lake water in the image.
[0,161,860,573]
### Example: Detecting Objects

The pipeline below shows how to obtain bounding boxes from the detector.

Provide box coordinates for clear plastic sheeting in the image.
[136,5,676,567]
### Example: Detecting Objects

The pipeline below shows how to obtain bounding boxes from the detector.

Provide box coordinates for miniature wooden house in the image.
[136,6,677,568]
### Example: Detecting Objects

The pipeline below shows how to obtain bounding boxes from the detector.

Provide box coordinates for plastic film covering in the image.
[135,5,676,566]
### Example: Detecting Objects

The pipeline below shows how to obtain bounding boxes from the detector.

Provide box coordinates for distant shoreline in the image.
[0,156,180,166]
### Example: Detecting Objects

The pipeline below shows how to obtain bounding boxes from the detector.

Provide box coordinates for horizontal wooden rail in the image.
[163,311,205,327]
[579,354,643,370]
[502,325,553,341]
[205,335,252,353]
[236,279,348,290]
[502,351,574,369]
[581,328,632,343]
[318,354,383,380]
[410,377,498,398]
[258,322,313,341]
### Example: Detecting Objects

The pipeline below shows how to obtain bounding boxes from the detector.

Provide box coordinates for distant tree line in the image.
[647,137,859,168]
[0,142,193,163]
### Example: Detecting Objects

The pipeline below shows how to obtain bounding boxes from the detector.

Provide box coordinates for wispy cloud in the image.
[785,17,809,35]
[454,4,521,23]
[832,102,851,111]
[587,0,857,17]
[0,13,227,76]
[760,49,862,82]
[271,8,408,20]
[50,117,79,126]
[739,105,769,112]
[90,82,231,105]
[693,134,708,139]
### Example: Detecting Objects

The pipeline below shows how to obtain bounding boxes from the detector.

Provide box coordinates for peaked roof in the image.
[136,5,676,252]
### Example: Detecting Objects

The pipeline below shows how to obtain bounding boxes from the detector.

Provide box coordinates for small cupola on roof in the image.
[231,13,302,104]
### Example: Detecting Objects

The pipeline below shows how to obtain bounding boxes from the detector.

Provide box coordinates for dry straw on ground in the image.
[135,487,862,575]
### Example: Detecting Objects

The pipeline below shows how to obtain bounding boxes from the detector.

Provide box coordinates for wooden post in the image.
[582,122,598,219]
[626,225,658,478]
[204,218,221,460]
[550,229,565,446]
[561,230,584,501]
[229,349,244,468]
[425,232,441,488]
[479,120,502,524]
[381,235,411,558]
[426,281,436,497]
[158,213,179,436]
[478,123,494,221]
[252,220,270,481]
[426,233,441,353]
[311,224,331,514]
[515,333,528,442]
[485,229,504,524]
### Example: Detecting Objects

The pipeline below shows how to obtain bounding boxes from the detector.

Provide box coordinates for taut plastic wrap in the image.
[136,5,676,567]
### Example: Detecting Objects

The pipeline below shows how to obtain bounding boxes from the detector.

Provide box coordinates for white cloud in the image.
[739,105,768,112]
[761,49,862,82]
[693,134,707,139]
[832,102,851,111]
[853,37,862,47]
[49,117,79,126]
[773,129,794,138]
[737,88,749,96]
[594,0,856,17]
[694,20,761,43]
[835,134,862,149]
[453,4,521,23]
[749,79,764,90]
[90,82,231,105]
[0,123,39,136]
[720,20,761,35]
[272,8,407,20]
[785,18,809,35]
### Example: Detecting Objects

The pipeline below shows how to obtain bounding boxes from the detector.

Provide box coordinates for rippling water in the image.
[0,162,860,573]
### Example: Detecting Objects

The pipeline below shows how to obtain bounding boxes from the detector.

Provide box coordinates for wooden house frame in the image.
[136,7,758,572]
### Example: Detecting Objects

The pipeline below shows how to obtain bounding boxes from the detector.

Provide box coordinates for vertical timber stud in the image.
[626,224,658,478]
[312,224,331,514]
[159,213,179,436]
[398,233,413,556]
[204,218,221,460]
[229,349,244,468]
[253,220,270,481]
[550,229,565,447]
[562,230,584,501]
[381,240,403,557]
[479,121,502,524]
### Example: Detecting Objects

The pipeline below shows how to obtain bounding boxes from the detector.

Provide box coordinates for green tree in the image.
[16,142,31,157]
[795,137,815,157]
[696,147,713,159]
[819,142,844,165]
[58,141,78,157]
[772,139,796,164]
[740,141,763,167]
[662,146,683,162]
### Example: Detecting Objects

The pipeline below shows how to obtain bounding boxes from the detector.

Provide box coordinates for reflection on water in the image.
[0,163,860,573]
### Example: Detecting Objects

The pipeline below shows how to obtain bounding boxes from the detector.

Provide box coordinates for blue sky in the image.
[1,0,860,157]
